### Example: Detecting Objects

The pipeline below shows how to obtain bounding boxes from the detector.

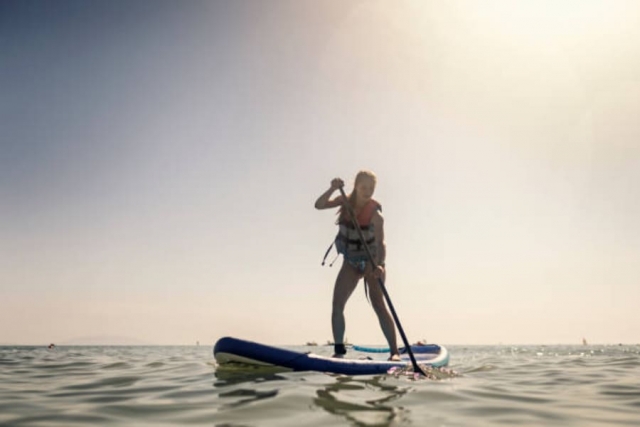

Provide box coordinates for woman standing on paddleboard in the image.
[315,171,401,361]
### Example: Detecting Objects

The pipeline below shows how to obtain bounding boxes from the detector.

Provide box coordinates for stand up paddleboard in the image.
[214,336,449,376]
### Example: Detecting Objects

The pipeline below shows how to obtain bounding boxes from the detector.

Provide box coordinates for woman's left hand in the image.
[373,265,385,278]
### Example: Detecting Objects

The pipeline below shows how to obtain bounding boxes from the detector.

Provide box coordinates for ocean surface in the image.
[1,343,639,426]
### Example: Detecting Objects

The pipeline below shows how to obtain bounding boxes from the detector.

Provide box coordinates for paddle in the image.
[338,187,426,376]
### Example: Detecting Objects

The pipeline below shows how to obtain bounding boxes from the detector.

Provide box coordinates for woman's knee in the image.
[371,299,388,316]
[366,285,387,313]
[332,298,347,314]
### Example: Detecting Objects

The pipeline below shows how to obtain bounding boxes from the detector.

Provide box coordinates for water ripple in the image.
[1,344,639,426]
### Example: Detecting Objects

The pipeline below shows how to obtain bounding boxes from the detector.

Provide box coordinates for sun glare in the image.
[464,1,631,45]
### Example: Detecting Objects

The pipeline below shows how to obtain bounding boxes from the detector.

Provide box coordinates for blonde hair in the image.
[338,170,377,222]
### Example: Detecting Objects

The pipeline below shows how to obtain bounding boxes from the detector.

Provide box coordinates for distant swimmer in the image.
[48,343,56,349]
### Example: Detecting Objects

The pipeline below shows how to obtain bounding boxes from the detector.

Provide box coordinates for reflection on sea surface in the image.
[212,359,460,426]
[313,375,411,426]
[213,363,290,386]
[213,366,416,426]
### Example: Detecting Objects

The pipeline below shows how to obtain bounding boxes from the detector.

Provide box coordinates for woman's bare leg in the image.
[332,262,361,349]
[365,273,399,356]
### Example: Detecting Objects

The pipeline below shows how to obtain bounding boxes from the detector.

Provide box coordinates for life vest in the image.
[322,199,381,268]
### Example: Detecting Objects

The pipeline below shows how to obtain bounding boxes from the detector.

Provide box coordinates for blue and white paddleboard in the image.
[214,336,449,376]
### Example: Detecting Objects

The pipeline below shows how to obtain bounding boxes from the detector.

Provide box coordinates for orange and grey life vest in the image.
[322,199,381,270]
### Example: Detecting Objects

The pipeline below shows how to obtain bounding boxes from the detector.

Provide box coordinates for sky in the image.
[1,0,639,346]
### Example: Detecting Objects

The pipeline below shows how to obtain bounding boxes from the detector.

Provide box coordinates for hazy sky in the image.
[1,0,639,346]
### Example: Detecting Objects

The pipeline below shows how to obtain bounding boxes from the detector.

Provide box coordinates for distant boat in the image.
[582,338,588,345]
[325,338,350,346]
[305,341,318,346]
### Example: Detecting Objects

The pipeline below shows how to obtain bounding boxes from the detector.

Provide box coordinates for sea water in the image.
[1,344,639,426]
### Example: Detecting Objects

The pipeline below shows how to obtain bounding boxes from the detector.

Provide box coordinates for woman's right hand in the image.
[330,178,344,190]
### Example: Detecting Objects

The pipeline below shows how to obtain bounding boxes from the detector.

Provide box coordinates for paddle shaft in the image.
[338,187,425,375]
